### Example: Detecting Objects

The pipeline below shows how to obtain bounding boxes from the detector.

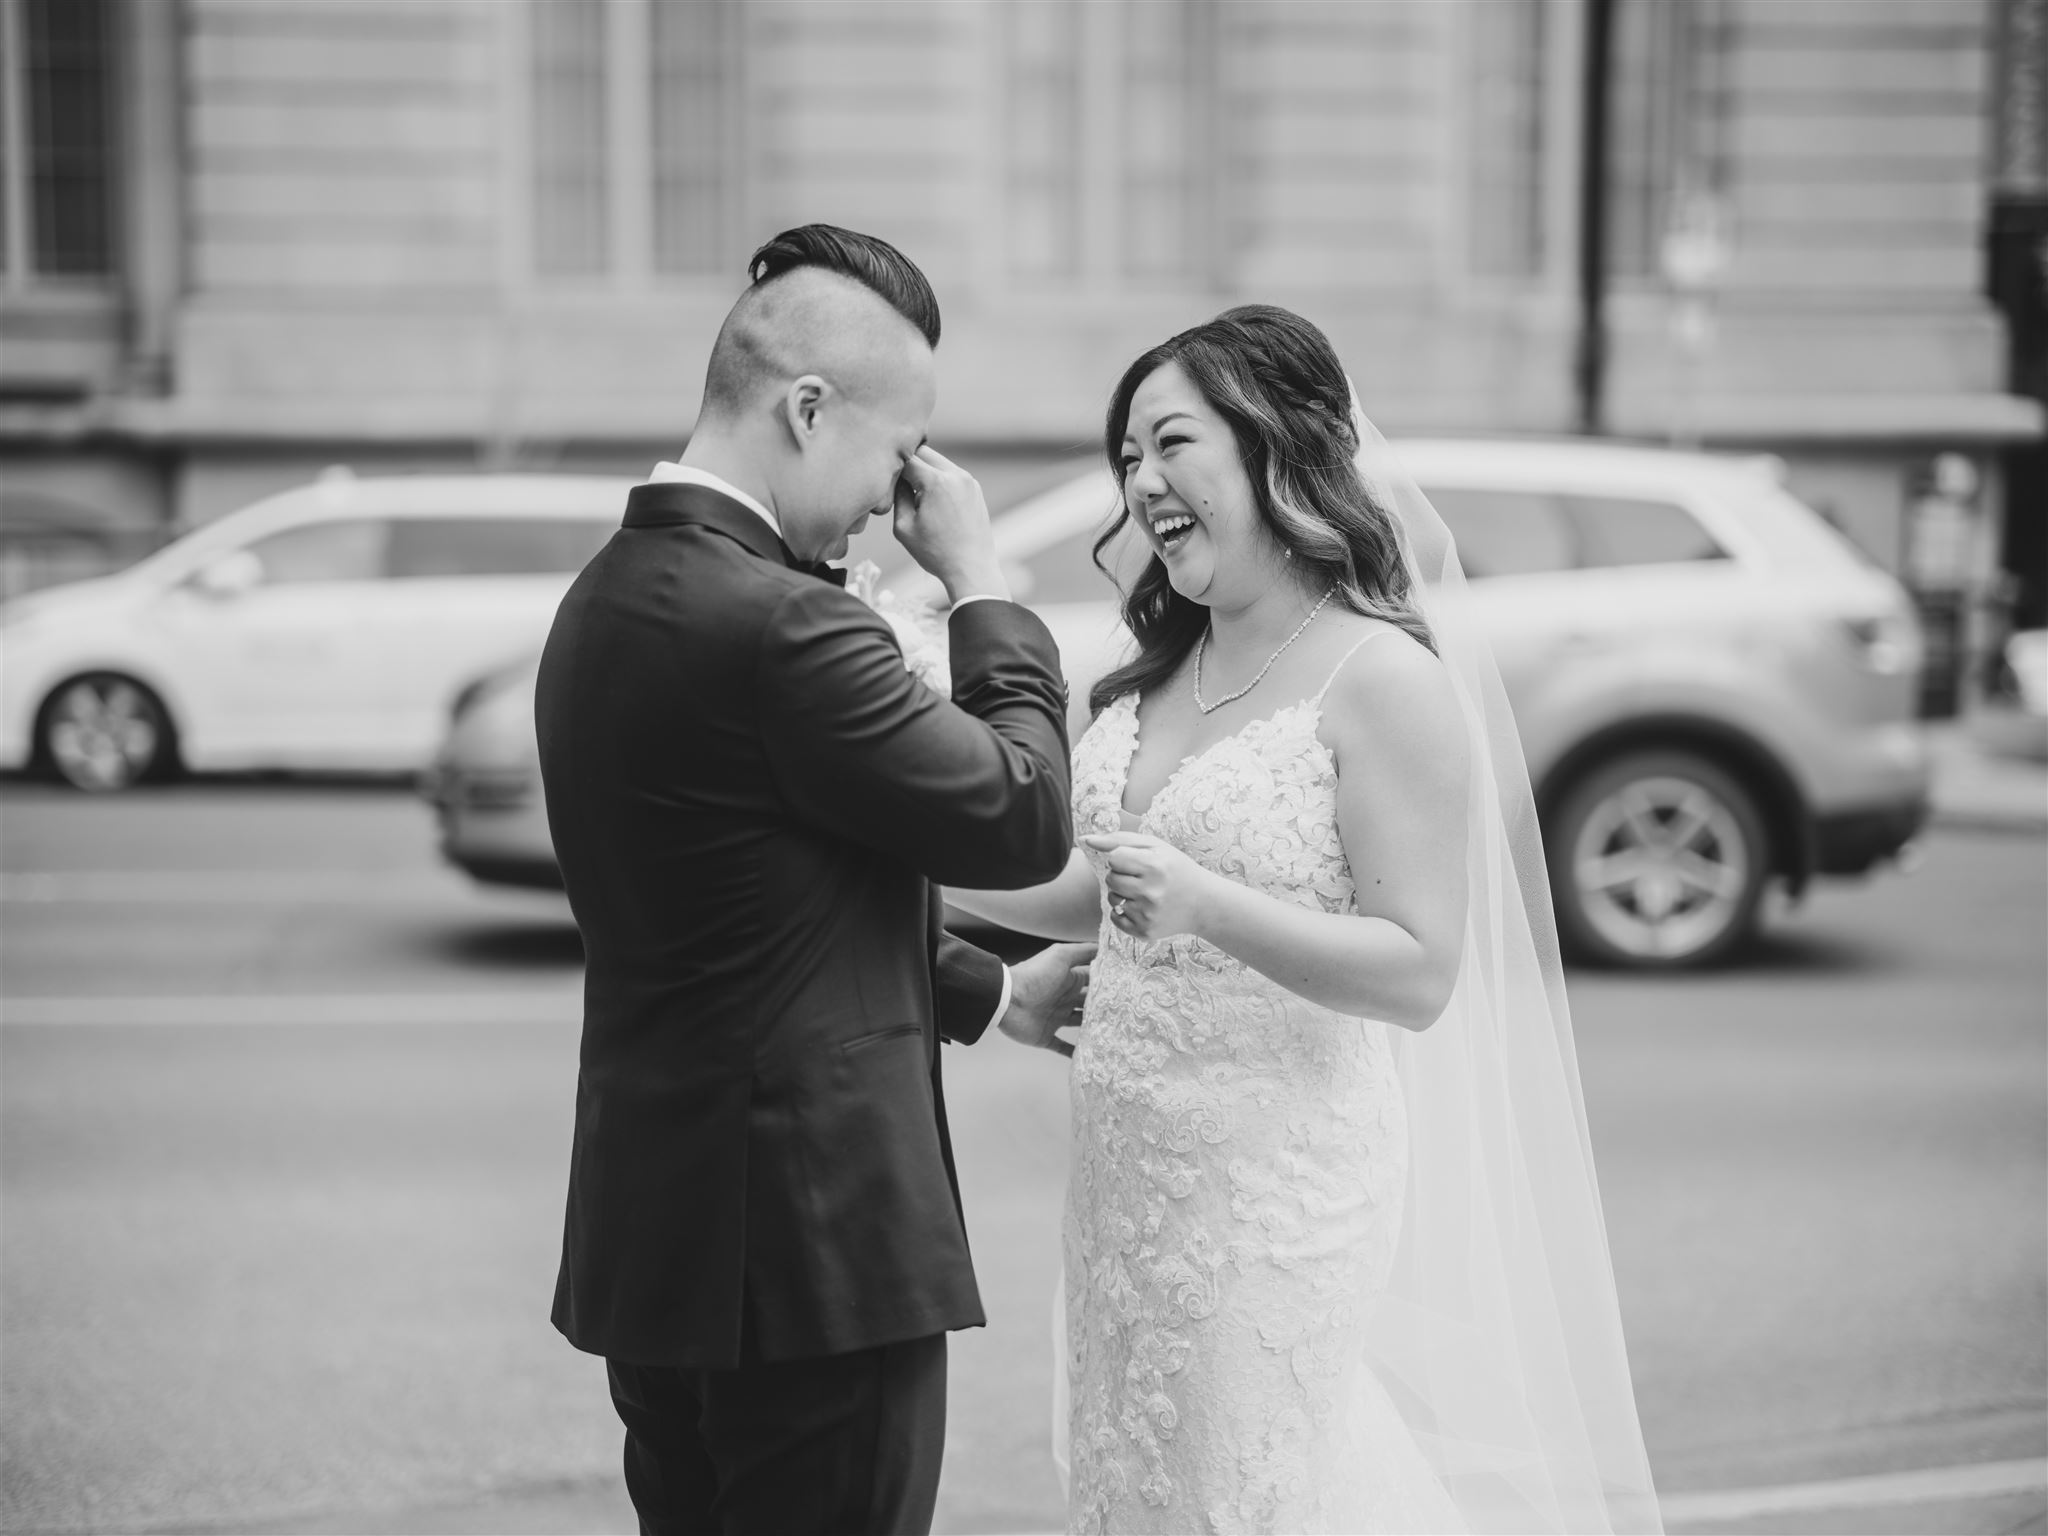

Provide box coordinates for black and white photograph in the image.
[1,1,2043,1533]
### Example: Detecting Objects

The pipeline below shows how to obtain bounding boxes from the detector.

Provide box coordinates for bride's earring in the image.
[1283,548,1294,560]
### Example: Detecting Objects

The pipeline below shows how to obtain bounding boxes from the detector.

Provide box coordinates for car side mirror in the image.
[191,549,263,599]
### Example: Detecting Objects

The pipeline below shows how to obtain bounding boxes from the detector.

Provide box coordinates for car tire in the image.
[1546,749,1771,969]
[36,674,177,792]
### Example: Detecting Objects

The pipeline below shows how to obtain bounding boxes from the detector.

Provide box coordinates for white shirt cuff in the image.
[950,593,1008,610]
[987,963,1014,1035]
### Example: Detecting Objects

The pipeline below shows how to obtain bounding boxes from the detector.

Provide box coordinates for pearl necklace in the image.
[1192,588,1335,715]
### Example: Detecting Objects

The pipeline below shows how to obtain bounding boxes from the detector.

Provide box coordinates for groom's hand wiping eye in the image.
[887,439,928,514]
[890,449,1009,606]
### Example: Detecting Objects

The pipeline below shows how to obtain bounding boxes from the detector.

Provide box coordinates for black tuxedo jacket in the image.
[538,483,1071,1368]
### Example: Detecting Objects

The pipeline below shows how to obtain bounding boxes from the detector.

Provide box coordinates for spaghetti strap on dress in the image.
[1312,627,1393,704]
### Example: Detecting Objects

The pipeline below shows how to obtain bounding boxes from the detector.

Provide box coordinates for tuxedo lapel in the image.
[622,482,847,587]
[624,483,787,561]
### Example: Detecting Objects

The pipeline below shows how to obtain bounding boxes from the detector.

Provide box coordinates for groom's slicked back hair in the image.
[700,224,940,422]
[748,225,940,347]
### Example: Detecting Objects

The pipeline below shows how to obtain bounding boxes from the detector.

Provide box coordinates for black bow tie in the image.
[796,561,848,588]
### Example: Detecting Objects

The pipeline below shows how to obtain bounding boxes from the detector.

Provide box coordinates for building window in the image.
[650,0,738,276]
[0,0,117,286]
[532,0,609,277]
[528,0,737,284]
[531,0,609,277]
[1003,0,1082,282]
[1990,0,2047,195]
[1000,0,1215,290]
[1117,0,1208,283]
[1466,0,1548,279]
[1606,0,1725,282]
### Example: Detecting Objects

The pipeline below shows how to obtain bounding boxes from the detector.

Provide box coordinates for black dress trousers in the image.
[606,1330,948,1536]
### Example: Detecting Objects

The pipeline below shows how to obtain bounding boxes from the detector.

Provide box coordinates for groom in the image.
[537,224,1083,1536]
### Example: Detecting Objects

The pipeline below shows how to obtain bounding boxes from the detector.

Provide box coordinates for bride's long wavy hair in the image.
[1088,305,1434,717]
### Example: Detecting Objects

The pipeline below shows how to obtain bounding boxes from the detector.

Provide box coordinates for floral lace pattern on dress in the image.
[1063,691,1462,1535]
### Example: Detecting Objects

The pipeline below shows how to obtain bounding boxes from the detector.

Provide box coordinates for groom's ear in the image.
[780,375,831,448]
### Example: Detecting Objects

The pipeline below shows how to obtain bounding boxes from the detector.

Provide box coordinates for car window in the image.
[245,519,389,584]
[1420,487,1576,578]
[388,517,614,579]
[1566,495,1726,568]
[1022,515,1149,603]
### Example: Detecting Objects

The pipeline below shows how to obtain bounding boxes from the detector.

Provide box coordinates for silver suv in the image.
[430,441,1930,969]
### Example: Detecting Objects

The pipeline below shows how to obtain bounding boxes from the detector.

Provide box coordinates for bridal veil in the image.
[1349,398,1661,1533]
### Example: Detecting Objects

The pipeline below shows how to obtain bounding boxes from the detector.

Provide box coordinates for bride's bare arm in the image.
[1088,639,1469,1030]
[945,847,1103,941]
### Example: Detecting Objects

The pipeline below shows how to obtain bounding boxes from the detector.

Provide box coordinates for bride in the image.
[950,306,1661,1535]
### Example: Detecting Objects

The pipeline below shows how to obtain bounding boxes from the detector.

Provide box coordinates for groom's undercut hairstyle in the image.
[700,224,940,423]
[748,225,940,347]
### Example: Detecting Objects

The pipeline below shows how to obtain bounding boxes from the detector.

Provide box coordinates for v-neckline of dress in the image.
[1114,690,1328,825]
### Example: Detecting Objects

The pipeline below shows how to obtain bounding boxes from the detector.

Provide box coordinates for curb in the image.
[1925,719,2047,836]
[1929,805,2048,834]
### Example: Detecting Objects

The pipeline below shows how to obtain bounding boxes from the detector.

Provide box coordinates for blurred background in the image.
[1,0,2043,671]
[1,2,2044,1534]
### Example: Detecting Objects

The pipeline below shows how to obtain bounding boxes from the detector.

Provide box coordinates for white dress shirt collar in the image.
[645,462,780,541]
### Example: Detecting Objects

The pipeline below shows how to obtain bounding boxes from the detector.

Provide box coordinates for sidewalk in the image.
[1927,706,2048,833]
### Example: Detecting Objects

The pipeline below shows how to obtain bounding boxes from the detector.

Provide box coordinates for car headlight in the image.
[449,659,533,723]
[448,675,494,723]
[427,764,536,810]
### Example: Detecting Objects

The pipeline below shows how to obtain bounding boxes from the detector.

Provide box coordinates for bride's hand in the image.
[1081,832,1220,941]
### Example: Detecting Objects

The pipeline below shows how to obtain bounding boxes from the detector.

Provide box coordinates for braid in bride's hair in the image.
[1089,304,1434,717]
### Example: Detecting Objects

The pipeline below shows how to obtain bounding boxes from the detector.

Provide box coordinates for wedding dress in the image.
[1061,639,1468,1535]
[1047,397,1659,1536]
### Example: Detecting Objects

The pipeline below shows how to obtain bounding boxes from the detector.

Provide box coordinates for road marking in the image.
[970,1458,2048,1536]
[0,992,583,1027]
[0,870,490,904]
[1660,1457,2047,1523]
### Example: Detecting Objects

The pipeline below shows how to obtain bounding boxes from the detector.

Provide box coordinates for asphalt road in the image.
[1,781,2042,1536]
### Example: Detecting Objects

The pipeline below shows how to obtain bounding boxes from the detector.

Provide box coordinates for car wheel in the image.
[38,674,174,792]
[1547,749,1770,969]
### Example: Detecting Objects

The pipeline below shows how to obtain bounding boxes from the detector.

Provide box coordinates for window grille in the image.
[531,0,609,277]
[999,0,1215,290]
[0,0,116,284]
[529,0,736,283]
[1467,0,1549,279]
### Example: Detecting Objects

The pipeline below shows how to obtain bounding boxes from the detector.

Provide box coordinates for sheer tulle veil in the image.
[1346,391,1661,1533]
[1051,386,1663,1535]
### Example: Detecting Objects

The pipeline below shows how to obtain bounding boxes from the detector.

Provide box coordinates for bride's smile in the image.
[1146,508,1197,553]
[1122,362,1278,605]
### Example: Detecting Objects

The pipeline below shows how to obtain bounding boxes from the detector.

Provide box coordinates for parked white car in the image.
[430,440,1932,968]
[0,471,631,789]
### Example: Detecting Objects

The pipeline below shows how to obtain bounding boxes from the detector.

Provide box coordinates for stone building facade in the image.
[1,0,2040,614]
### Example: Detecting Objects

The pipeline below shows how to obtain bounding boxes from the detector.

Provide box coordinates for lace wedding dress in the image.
[1061,640,1466,1536]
